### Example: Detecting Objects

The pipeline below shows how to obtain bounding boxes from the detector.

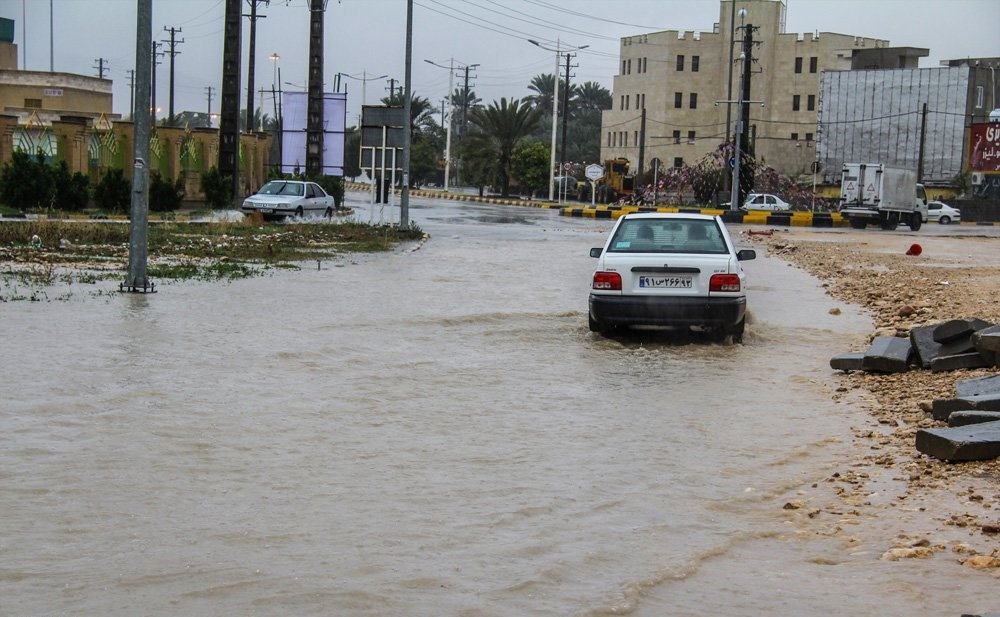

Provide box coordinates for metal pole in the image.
[549,39,559,202]
[49,0,53,72]
[123,0,153,293]
[729,53,745,213]
[400,0,412,227]
[444,58,454,192]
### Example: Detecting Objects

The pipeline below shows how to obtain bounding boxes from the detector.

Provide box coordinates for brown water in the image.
[2,197,995,616]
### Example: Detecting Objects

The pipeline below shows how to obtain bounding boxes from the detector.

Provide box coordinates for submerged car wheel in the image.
[938,215,951,225]
[295,206,304,218]
[728,318,746,344]
[589,313,611,335]
[325,207,334,218]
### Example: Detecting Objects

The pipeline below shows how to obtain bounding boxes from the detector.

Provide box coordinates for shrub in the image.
[149,171,184,212]
[0,151,53,211]
[93,168,131,213]
[200,167,233,210]
[313,175,345,207]
[53,161,90,211]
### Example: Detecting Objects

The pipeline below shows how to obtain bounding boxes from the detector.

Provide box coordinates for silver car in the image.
[242,180,336,220]
[588,213,756,342]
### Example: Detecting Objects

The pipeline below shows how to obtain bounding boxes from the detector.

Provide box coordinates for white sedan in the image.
[741,193,791,212]
[242,180,336,220]
[926,201,961,224]
[588,212,756,342]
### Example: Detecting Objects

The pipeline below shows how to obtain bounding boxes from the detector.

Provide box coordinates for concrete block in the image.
[972,325,1000,354]
[931,394,1000,421]
[930,352,990,373]
[948,411,1000,427]
[933,318,993,343]
[955,373,1000,397]
[937,336,976,358]
[909,325,943,369]
[915,422,1000,461]
[861,336,912,373]
[830,352,865,371]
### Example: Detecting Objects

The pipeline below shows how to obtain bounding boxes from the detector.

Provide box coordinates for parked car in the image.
[926,200,961,224]
[242,180,336,220]
[588,212,756,342]
[741,193,791,212]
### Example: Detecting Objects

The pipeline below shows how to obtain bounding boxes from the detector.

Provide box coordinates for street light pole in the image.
[425,58,459,191]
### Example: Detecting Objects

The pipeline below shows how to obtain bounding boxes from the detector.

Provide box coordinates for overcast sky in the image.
[2,0,998,123]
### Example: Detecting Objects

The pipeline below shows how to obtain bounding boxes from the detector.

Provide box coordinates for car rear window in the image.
[608,219,727,254]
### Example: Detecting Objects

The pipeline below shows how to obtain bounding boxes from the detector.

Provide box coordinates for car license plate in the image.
[639,275,691,288]
[260,208,273,213]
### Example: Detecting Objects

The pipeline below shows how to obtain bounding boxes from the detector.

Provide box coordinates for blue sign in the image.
[729,157,736,169]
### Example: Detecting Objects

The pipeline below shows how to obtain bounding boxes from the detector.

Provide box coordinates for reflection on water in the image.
[1,198,994,616]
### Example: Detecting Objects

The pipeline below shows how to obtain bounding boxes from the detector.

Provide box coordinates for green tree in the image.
[200,167,233,210]
[93,168,131,213]
[510,140,551,197]
[526,74,561,117]
[0,151,53,211]
[344,126,361,179]
[52,160,90,211]
[149,171,184,212]
[464,97,542,197]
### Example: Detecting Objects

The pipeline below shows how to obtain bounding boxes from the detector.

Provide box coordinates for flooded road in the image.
[2,194,995,616]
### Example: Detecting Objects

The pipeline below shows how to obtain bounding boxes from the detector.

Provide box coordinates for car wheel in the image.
[729,318,746,344]
[850,218,867,229]
[325,207,334,218]
[939,215,950,225]
[295,206,304,219]
[589,314,610,335]
[908,212,921,231]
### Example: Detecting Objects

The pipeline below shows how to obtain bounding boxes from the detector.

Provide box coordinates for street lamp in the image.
[338,71,389,124]
[529,38,588,202]
[268,53,280,89]
[425,58,465,192]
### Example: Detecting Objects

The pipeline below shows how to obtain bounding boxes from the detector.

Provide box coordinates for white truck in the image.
[838,163,927,230]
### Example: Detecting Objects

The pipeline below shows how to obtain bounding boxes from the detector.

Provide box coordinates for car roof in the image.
[621,212,717,221]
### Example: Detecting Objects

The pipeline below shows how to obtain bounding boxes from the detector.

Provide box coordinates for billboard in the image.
[969,123,1000,173]
[281,91,346,176]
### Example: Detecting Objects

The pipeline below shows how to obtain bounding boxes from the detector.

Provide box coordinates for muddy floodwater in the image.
[2,195,996,616]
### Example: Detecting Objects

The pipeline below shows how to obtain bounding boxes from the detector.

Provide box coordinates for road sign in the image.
[729,157,736,169]
[585,163,603,181]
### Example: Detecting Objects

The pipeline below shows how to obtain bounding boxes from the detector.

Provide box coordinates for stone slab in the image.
[930,352,990,373]
[909,325,943,369]
[830,352,865,371]
[861,336,912,373]
[915,422,1000,461]
[937,336,976,358]
[931,394,1000,421]
[955,373,1000,397]
[933,318,993,343]
[948,410,1000,427]
[973,325,1000,353]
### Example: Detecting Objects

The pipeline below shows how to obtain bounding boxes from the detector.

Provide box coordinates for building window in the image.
[976,85,984,108]
[635,93,639,109]
[809,57,818,73]
[792,95,801,111]
[805,133,813,142]
[674,92,682,108]
[643,57,648,72]
[692,56,700,72]
[627,59,632,74]
[687,130,696,143]
[676,55,685,71]
[794,57,802,73]
[25,98,42,108]
[689,93,698,109]
[640,93,645,108]
[673,130,681,144]
[807,94,815,111]
[607,132,612,147]
[624,95,630,110]
[791,132,799,141]
[673,157,684,168]
[621,60,626,75]
[634,130,639,145]
[624,132,628,147]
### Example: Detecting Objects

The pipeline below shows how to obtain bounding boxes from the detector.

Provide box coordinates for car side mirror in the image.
[590,247,603,258]
[737,249,756,261]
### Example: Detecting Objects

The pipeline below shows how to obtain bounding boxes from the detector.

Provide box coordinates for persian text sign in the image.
[969,124,1000,173]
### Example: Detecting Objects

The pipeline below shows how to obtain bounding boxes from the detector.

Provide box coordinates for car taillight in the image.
[592,271,622,291]
[710,273,741,292]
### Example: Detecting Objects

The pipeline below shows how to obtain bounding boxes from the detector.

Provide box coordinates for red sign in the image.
[969,123,1000,173]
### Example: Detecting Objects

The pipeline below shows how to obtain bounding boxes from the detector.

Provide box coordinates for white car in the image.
[926,200,961,224]
[588,212,756,342]
[741,193,791,212]
[242,180,336,220]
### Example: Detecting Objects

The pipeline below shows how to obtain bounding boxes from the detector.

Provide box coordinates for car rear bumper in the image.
[589,294,746,328]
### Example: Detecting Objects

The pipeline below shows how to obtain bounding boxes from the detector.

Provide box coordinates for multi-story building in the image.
[601,0,895,186]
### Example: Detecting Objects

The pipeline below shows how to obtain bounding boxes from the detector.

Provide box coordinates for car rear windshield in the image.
[258,181,305,196]
[608,219,728,254]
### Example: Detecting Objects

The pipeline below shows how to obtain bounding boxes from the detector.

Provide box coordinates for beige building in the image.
[601,0,896,185]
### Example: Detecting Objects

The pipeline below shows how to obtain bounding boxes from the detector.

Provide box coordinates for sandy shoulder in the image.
[749,228,1000,568]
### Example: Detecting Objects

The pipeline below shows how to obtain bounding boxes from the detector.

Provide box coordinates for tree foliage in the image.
[200,167,233,210]
[93,168,131,213]
[510,140,551,197]
[149,171,184,212]
[0,151,53,210]
[465,97,542,197]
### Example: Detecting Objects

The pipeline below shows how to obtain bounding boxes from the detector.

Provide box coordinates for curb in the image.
[559,206,848,227]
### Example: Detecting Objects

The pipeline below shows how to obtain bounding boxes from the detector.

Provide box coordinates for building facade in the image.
[601,0,891,187]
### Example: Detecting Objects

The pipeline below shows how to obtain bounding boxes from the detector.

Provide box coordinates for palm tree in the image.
[526,74,562,116]
[575,81,612,111]
[381,92,438,137]
[464,97,542,197]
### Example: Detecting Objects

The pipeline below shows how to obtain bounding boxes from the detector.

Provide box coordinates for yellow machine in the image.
[581,158,635,202]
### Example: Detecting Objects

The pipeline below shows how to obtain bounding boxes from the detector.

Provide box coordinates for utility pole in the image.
[123,0,154,294]
[93,57,108,79]
[150,40,163,126]
[162,26,184,126]
[738,23,755,206]
[386,78,398,101]
[205,85,215,125]
[127,69,135,120]
[637,107,646,181]
[559,50,578,199]
[306,0,325,178]
[219,0,243,206]
[460,63,479,139]
[244,0,269,132]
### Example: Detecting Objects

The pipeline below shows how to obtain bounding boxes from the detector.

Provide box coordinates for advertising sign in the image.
[969,123,1000,173]
[281,91,346,176]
